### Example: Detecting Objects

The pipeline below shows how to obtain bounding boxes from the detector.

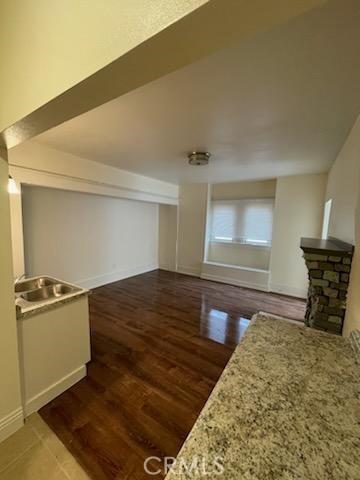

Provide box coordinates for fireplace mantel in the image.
[300,237,354,256]
[300,236,354,334]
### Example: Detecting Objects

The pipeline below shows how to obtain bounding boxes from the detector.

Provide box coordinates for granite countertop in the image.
[165,313,360,480]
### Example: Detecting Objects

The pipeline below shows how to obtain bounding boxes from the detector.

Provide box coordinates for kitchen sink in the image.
[15,277,56,293]
[19,283,80,302]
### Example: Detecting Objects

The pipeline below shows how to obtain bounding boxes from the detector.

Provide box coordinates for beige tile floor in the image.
[0,414,90,480]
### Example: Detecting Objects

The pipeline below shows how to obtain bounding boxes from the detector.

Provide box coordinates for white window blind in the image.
[211,198,274,246]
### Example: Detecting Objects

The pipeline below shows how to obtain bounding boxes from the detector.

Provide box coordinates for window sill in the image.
[203,260,269,274]
[210,240,271,248]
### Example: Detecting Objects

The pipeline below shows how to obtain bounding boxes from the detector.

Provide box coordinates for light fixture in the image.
[188,151,210,166]
[8,175,20,195]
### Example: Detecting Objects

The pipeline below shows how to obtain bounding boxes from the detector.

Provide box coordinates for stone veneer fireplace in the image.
[300,237,354,335]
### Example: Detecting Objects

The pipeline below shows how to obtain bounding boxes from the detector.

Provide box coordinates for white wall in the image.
[269,173,328,298]
[208,243,271,270]
[326,116,360,245]
[201,261,270,291]
[177,184,208,276]
[345,184,360,336]
[212,179,276,200]
[8,141,178,279]
[159,204,178,272]
[343,186,360,336]
[325,115,360,336]
[22,186,159,289]
[0,154,23,442]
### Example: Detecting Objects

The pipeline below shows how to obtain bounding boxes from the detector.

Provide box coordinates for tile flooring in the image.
[0,414,89,480]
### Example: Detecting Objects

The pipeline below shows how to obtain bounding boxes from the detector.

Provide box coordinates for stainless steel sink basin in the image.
[19,284,80,302]
[15,277,56,293]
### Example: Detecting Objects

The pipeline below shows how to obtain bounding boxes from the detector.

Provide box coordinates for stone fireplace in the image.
[300,237,354,335]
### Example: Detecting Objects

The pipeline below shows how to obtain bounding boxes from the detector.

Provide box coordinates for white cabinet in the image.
[17,295,91,416]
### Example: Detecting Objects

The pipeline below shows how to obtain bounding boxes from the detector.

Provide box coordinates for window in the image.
[210,198,274,246]
[322,199,332,239]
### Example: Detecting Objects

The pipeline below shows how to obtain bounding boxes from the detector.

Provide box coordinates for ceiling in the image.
[33,0,360,185]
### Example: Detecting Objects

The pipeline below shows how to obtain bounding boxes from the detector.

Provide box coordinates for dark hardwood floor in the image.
[40,270,305,479]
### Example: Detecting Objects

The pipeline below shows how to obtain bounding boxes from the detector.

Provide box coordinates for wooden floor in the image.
[40,270,305,480]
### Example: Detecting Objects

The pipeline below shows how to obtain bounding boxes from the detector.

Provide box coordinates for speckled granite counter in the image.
[165,313,360,480]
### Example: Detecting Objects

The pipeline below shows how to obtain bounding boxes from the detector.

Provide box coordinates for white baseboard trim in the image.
[269,283,307,299]
[24,365,87,417]
[201,272,269,292]
[176,265,201,277]
[76,263,159,289]
[159,264,177,272]
[0,408,24,443]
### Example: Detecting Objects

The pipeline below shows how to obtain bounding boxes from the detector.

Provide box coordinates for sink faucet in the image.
[14,273,26,286]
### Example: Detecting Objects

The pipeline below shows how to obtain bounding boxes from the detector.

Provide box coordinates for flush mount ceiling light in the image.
[8,175,20,195]
[188,151,210,166]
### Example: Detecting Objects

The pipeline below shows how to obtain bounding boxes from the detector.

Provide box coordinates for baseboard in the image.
[76,263,159,289]
[176,265,201,277]
[201,272,269,292]
[24,365,87,417]
[159,264,177,272]
[0,408,24,443]
[269,283,307,299]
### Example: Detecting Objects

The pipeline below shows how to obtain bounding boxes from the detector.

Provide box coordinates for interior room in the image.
[1,1,360,479]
